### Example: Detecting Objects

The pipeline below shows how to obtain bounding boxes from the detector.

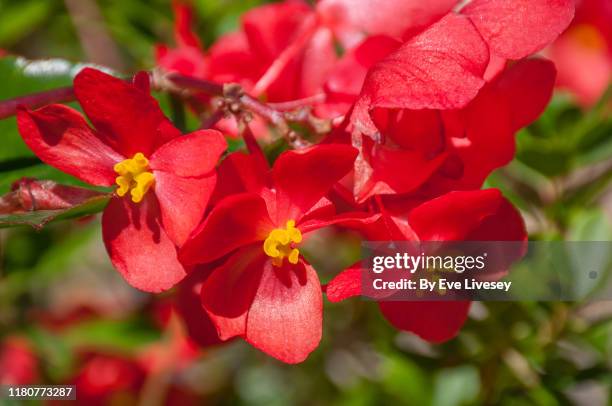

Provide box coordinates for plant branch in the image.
[0,70,329,149]
[267,94,326,111]
[159,72,318,148]
[0,87,75,119]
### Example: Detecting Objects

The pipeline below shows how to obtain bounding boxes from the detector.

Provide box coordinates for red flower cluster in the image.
[17,0,575,363]
[547,0,612,107]
[0,337,38,385]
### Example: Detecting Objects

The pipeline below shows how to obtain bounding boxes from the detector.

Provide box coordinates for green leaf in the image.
[0,57,116,192]
[27,326,76,382]
[0,56,98,162]
[432,366,480,406]
[60,318,161,353]
[0,194,109,229]
[0,164,92,194]
[381,355,432,404]
[0,1,53,47]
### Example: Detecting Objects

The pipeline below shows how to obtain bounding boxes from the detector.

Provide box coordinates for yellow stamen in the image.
[263,220,302,267]
[114,152,155,203]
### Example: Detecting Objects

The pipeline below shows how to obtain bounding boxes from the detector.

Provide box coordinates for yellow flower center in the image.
[113,152,155,203]
[571,24,606,50]
[263,220,302,267]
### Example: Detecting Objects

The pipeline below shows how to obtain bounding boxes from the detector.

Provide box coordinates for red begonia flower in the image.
[211,1,337,102]
[350,13,490,137]
[72,354,145,404]
[327,189,527,343]
[547,0,612,107]
[0,337,38,385]
[349,1,574,138]
[139,302,201,375]
[461,0,575,60]
[155,1,337,140]
[175,268,225,348]
[180,144,381,363]
[346,58,556,202]
[157,1,336,104]
[155,1,208,79]
[17,68,226,292]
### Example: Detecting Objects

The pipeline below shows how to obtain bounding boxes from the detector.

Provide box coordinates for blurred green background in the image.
[0,0,611,405]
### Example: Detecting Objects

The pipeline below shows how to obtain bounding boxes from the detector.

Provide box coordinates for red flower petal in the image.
[73,68,181,157]
[245,259,322,364]
[179,193,274,265]
[356,141,449,202]
[326,265,362,303]
[201,246,323,363]
[373,108,445,153]
[201,247,266,340]
[299,211,382,234]
[433,59,555,191]
[102,195,186,292]
[495,58,556,131]
[409,189,526,242]
[462,195,527,243]
[0,337,38,385]
[209,32,259,85]
[298,27,338,99]
[211,152,269,204]
[550,26,612,107]
[156,43,209,80]
[273,144,357,221]
[242,1,312,63]
[318,0,458,39]
[440,84,515,190]
[351,14,489,137]
[379,301,471,343]
[321,35,401,117]
[172,1,202,49]
[462,0,575,59]
[132,71,151,93]
[150,129,226,177]
[16,104,122,186]
[154,172,216,247]
[176,268,223,347]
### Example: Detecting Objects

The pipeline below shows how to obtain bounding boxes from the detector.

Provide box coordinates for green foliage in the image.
[0,0,54,47]
[0,194,109,229]
[0,57,76,162]
[0,57,96,195]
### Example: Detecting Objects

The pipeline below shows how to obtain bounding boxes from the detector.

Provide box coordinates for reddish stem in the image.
[267,93,326,111]
[199,109,224,129]
[0,71,319,148]
[0,87,75,119]
[242,124,270,173]
[161,73,296,142]
[164,72,224,95]
[240,94,290,135]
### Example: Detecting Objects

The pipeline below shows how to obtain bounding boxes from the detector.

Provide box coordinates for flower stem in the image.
[241,124,270,173]
[0,87,75,119]
[159,73,312,147]
[0,70,325,149]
